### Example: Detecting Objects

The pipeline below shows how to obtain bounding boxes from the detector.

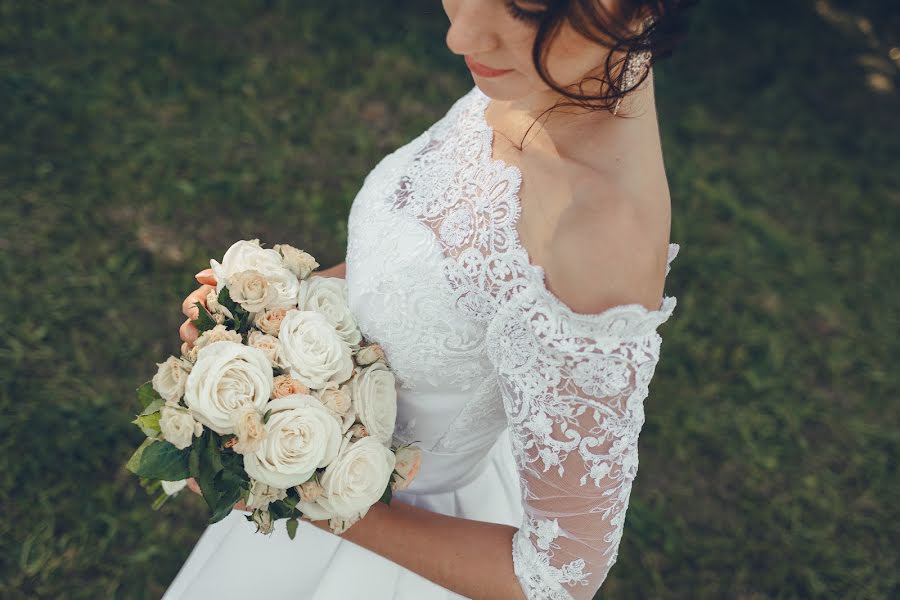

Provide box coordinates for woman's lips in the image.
[465,55,513,78]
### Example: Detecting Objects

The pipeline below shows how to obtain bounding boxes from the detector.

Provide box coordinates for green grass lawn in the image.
[2,1,898,598]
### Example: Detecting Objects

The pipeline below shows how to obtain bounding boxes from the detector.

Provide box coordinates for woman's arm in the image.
[311,499,527,600]
[317,261,346,279]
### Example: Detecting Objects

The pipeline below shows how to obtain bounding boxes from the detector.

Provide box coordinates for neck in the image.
[488,70,656,163]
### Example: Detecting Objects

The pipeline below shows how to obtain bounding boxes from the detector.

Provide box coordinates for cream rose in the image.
[210,239,299,309]
[298,436,396,520]
[296,276,362,350]
[242,394,343,489]
[183,341,273,434]
[152,356,193,403]
[246,478,288,510]
[251,509,274,535]
[227,269,278,313]
[317,384,352,416]
[272,374,310,398]
[275,243,319,280]
[205,289,234,320]
[248,330,287,370]
[231,405,268,455]
[192,324,243,357]
[253,307,292,336]
[296,479,324,502]
[348,362,398,447]
[159,404,203,449]
[279,310,354,390]
[391,446,422,491]
[355,343,386,366]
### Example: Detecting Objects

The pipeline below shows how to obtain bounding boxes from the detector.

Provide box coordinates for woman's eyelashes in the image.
[504,0,545,24]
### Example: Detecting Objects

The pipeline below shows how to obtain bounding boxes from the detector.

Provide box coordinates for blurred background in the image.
[2,0,898,598]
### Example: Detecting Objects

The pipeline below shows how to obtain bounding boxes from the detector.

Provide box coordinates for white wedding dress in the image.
[162,84,679,600]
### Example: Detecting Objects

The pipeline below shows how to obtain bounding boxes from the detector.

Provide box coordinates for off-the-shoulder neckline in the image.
[469,85,679,323]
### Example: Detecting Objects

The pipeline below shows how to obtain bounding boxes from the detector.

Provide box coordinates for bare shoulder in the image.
[543,189,670,315]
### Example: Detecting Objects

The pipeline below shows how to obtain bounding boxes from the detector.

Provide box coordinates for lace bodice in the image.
[345,85,679,599]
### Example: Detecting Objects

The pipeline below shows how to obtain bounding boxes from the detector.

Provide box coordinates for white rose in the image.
[298,436,396,520]
[349,362,398,447]
[296,276,362,350]
[253,307,292,337]
[227,269,279,313]
[279,310,354,390]
[248,330,287,369]
[355,343,386,366]
[391,446,422,491]
[159,404,203,449]
[275,243,319,279]
[246,478,287,510]
[231,405,268,455]
[243,394,343,489]
[209,240,299,310]
[161,479,188,495]
[152,356,193,403]
[183,341,273,434]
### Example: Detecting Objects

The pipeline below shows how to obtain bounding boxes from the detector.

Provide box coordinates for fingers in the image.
[196,268,218,286]
[180,317,199,346]
[186,477,202,496]
[182,284,214,318]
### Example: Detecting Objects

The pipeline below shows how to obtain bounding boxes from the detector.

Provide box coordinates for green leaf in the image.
[286,518,299,540]
[218,286,237,312]
[126,440,190,480]
[262,408,273,424]
[194,432,219,513]
[208,484,242,524]
[191,301,217,332]
[126,438,155,473]
[132,412,162,438]
[379,480,392,506]
[268,499,294,519]
[136,381,162,409]
[138,397,165,416]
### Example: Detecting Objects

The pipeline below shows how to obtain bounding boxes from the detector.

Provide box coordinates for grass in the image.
[1,0,897,598]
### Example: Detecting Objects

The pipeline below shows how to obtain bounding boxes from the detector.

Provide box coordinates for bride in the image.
[164,1,691,598]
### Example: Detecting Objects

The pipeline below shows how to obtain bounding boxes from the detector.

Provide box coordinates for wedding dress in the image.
[162,84,679,600]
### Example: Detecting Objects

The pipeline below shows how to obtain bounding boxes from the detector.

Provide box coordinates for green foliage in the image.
[190,301,217,333]
[186,430,249,525]
[2,1,898,598]
[379,480,392,506]
[136,381,162,410]
[126,440,191,481]
[286,518,299,541]
[131,411,162,438]
[217,287,253,334]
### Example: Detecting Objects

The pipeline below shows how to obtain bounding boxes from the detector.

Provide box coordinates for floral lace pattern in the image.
[346,85,679,597]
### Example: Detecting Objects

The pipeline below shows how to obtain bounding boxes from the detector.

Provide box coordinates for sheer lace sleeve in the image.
[487,267,678,600]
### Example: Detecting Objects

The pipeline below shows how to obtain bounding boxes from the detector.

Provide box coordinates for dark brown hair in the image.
[511,0,696,148]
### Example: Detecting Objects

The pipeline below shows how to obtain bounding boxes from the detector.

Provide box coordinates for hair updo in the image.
[511,0,696,147]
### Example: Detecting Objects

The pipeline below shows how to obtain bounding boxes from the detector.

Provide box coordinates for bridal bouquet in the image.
[125,239,421,538]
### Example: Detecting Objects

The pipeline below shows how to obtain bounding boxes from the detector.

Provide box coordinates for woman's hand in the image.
[179,268,218,356]
[185,477,252,512]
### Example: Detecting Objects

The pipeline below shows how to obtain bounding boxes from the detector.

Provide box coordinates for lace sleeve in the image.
[487,274,677,600]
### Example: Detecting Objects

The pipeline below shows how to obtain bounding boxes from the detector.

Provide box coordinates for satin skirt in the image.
[161,428,523,600]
